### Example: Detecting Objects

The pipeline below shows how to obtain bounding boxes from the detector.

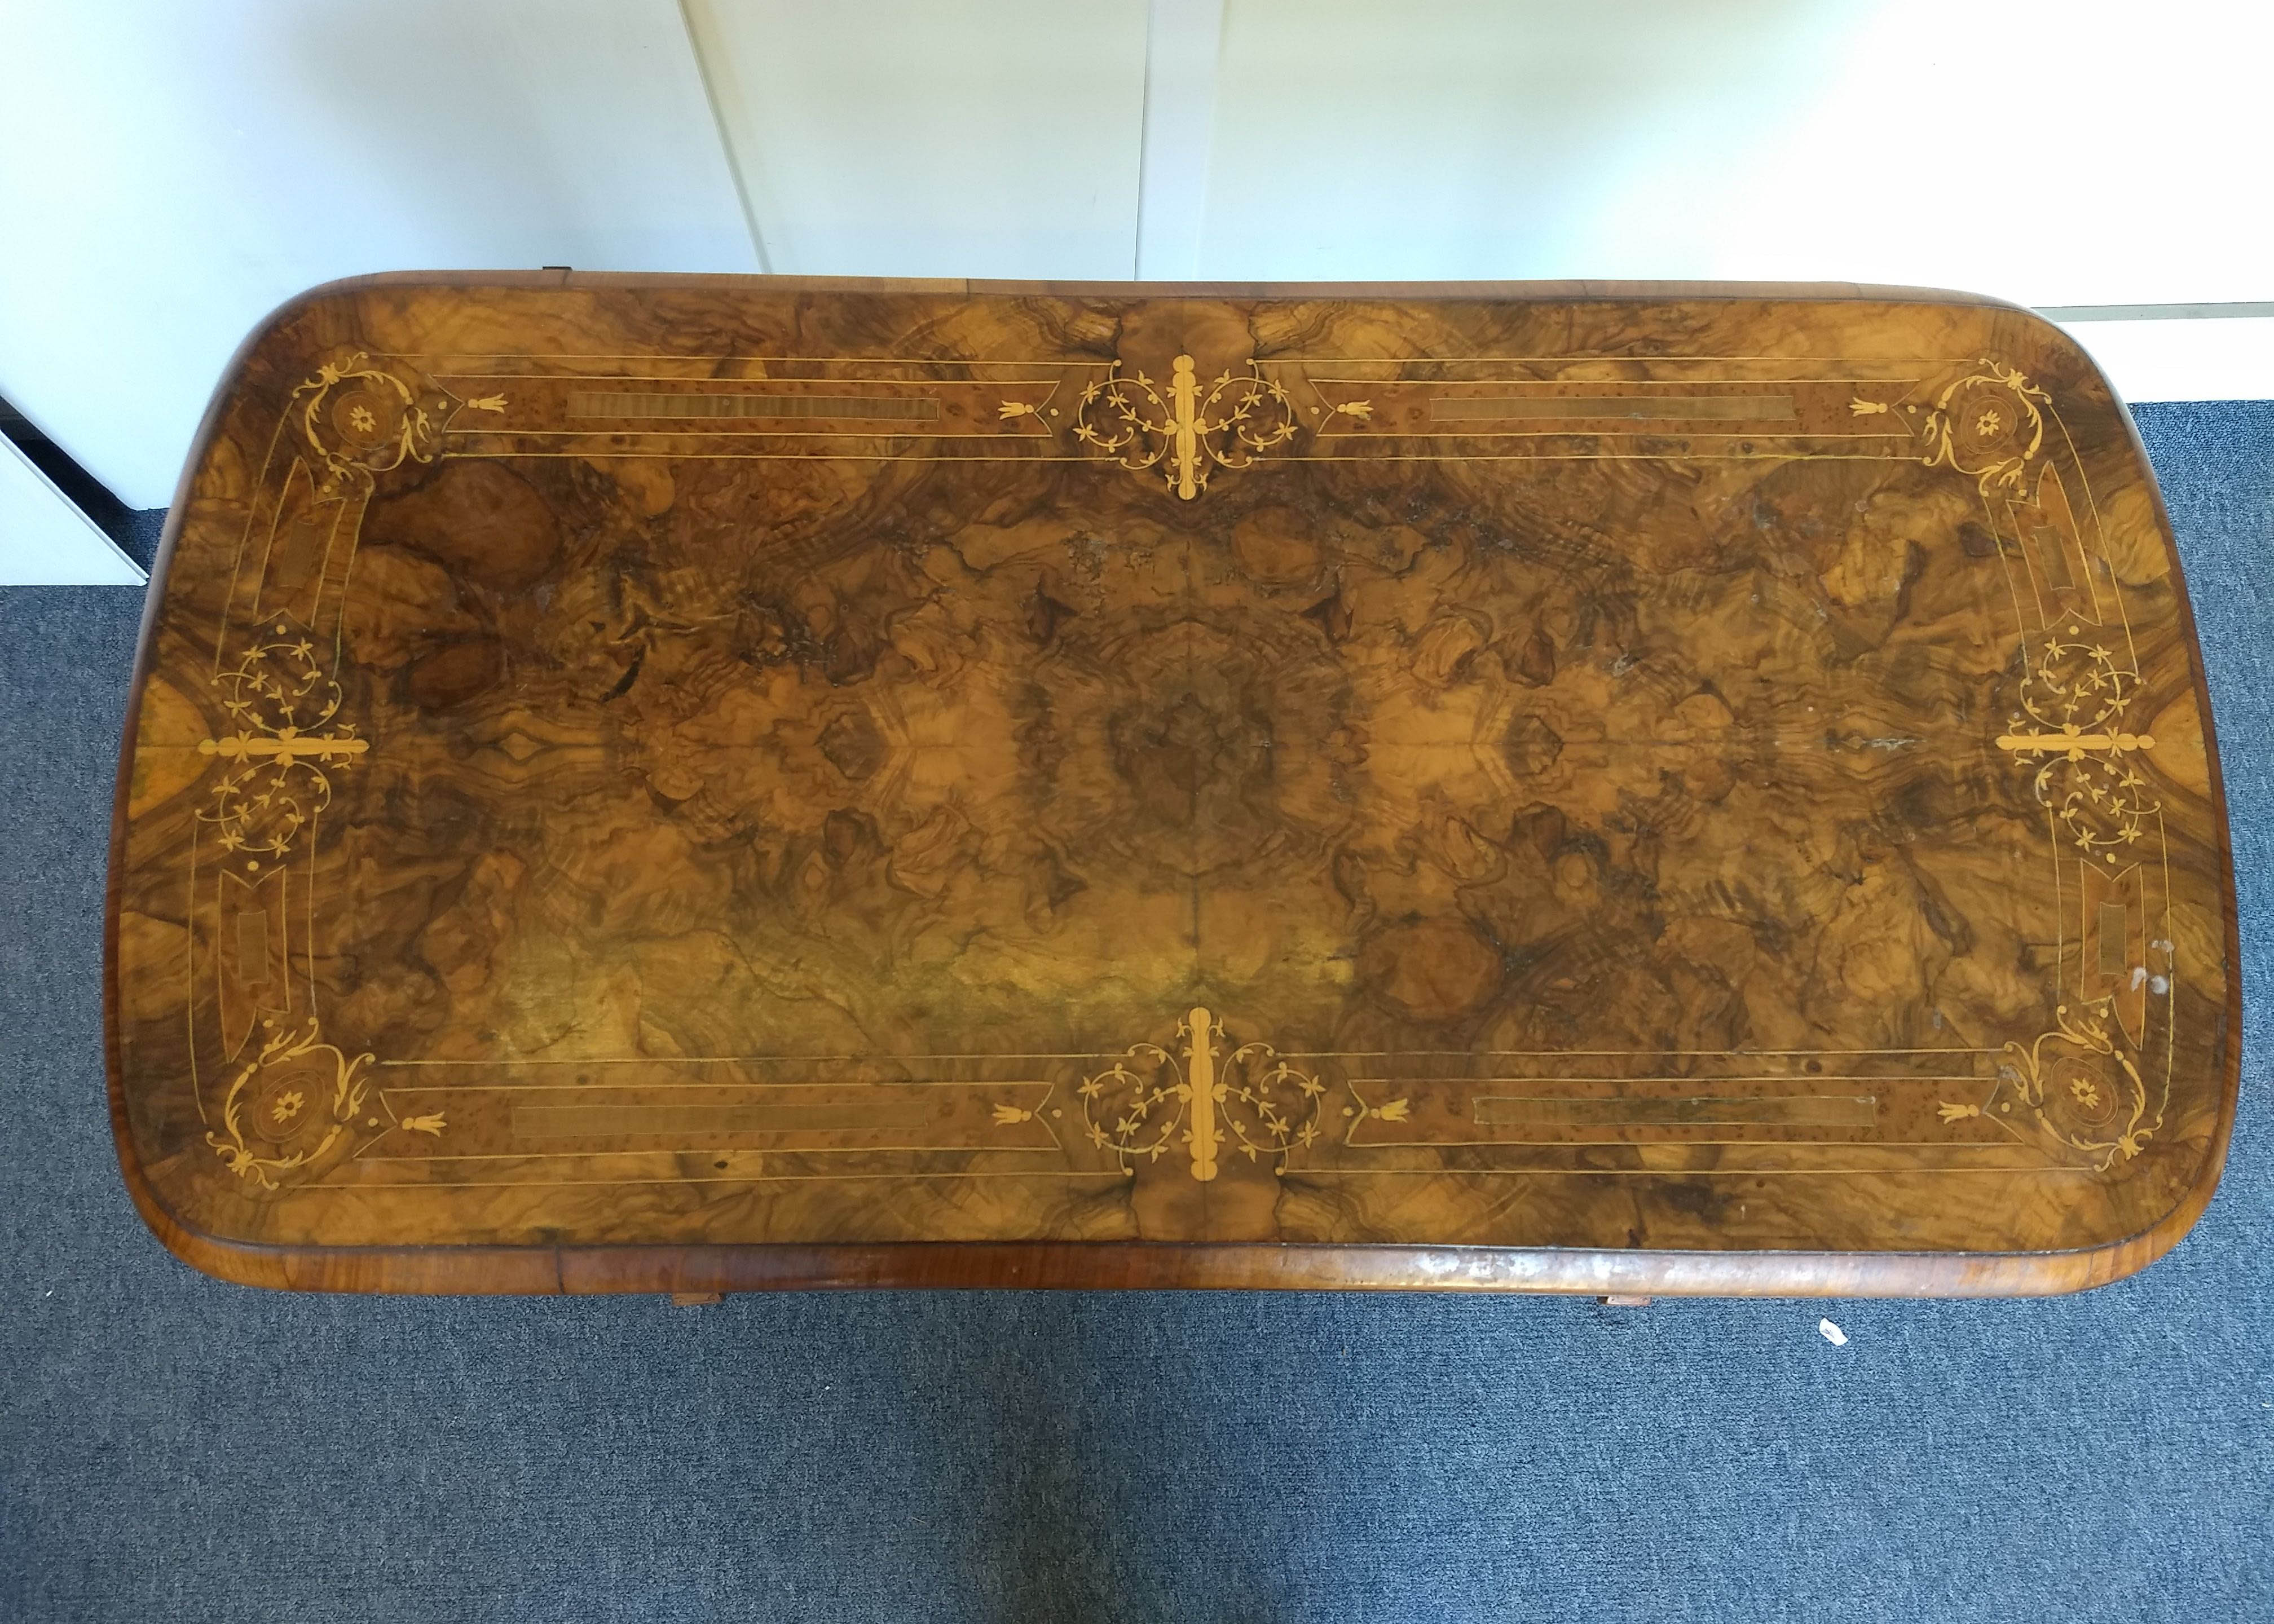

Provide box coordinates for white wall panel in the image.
[1134,0,1227,280]
[684,0,1149,280]
[1200,0,2274,308]
[0,440,144,586]
[2057,318,2274,406]
[0,0,759,511]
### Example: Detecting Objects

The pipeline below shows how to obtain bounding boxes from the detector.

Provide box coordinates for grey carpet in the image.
[3,401,2269,1623]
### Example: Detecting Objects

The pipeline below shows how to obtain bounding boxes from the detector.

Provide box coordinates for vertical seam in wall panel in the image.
[1135,0,1226,281]
[1132,5,1158,278]
[677,0,774,274]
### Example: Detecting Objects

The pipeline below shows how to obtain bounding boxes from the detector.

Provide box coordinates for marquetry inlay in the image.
[104,277,2237,1295]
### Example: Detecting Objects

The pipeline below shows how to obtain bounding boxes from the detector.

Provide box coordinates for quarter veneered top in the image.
[107,276,2238,1293]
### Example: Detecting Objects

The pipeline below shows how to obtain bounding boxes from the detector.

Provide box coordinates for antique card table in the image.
[107,275,2239,1297]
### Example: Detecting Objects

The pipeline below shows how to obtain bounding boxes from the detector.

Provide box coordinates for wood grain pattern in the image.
[104,274,2241,1295]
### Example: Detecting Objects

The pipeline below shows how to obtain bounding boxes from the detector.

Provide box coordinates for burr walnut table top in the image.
[106,273,2239,1297]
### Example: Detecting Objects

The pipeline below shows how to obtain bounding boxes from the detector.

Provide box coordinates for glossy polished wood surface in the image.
[107,275,2240,1295]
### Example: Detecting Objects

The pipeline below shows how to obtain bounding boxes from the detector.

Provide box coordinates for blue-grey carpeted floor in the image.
[4,403,2269,1623]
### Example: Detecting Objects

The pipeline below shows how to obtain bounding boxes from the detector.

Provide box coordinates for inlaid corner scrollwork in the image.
[293,351,504,493]
[206,1017,444,1191]
[1940,998,2164,1169]
[1921,360,2047,496]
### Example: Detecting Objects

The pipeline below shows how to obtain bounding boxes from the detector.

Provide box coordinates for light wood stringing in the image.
[105,275,2242,1295]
